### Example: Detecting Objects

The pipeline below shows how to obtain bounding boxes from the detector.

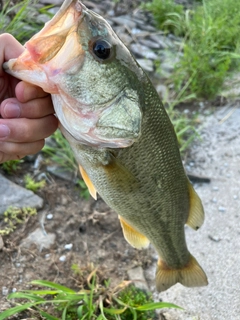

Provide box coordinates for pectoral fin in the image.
[186,181,204,230]
[119,216,150,249]
[79,165,97,200]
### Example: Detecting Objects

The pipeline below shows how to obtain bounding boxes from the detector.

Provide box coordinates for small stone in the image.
[12,288,17,293]
[131,28,146,35]
[213,186,219,191]
[212,197,217,203]
[2,286,8,296]
[47,165,75,182]
[59,255,66,262]
[233,195,238,200]
[130,43,158,60]
[208,235,221,242]
[0,235,3,250]
[61,195,69,205]
[21,228,56,251]
[0,174,43,215]
[127,266,149,291]
[46,213,53,220]
[136,59,154,73]
[111,15,136,29]
[139,38,161,49]
[35,13,50,24]
[156,84,168,101]
[218,206,226,212]
[64,243,73,250]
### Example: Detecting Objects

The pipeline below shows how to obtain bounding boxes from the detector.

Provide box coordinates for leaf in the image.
[38,308,60,320]
[31,280,76,293]
[23,289,60,295]
[135,301,183,311]
[0,303,35,320]
[8,292,45,302]
[103,307,127,315]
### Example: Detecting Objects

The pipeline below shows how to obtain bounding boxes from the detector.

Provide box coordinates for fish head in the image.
[4,0,145,148]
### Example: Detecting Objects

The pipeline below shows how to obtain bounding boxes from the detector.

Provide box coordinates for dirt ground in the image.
[0,170,156,315]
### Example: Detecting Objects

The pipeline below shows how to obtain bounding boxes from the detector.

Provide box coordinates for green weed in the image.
[43,130,90,199]
[0,159,23,174]
[0,268,182,320]
[0,206,37,235]
[0,0,41,43]
[143,0,185,36]
[24,174,46,192]
[147,0,240,98]
[43,129,78,176]
[172,0,240,98]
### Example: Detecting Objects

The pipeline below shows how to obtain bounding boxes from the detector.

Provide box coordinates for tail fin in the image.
[155,254,208,292]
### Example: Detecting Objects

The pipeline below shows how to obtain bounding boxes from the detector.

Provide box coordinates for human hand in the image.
[0,33,58,164]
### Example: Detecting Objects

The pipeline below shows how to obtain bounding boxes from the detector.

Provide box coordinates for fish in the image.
[3,0,208,292]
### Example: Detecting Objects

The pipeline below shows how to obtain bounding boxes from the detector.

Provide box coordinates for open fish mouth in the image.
[3,0,142,148]
[3,0,85,93]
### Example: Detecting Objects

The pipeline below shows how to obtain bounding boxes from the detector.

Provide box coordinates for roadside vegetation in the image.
[0,266,181,320]
[144,0,240,99]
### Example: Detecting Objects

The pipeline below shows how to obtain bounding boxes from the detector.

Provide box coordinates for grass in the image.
[0,159,23,174]
[0,267,182,320]
[143,0,185,36]
[43,129,79,176]
[146,0,240,99]
[0,0,48,43]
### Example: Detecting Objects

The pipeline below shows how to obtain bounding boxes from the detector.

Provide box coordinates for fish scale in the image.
[4,0,208,292]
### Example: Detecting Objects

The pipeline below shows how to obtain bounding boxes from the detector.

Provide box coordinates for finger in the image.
[0,152,26,164]
[15,81,49,103]
[1,95,54,119]
[0,140,45,159]
[0,34,23,76]
[0,115,58,143]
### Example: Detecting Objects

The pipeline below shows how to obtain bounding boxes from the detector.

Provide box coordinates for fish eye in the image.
[92,39,111,60]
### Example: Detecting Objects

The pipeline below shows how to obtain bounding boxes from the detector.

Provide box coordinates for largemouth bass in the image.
[4,0,208,291]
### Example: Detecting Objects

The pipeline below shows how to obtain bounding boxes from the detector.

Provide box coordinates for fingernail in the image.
[4,102,20,118]
[0,124,10,138]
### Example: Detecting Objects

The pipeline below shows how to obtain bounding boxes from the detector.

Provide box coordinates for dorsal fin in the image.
[79,165,97,200]
[186,181,204,230]
[119,216,150,249]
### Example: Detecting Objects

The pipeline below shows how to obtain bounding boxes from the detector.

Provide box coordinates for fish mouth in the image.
[3,0,86,93]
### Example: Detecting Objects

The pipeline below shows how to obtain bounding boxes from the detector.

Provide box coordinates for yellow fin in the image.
[79,165,97,200]
[186,181,205,230]
[119,216,150,249]
[156,254,208,292]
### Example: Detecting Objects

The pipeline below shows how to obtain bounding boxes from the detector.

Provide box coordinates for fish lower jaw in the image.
[60,124,135,149]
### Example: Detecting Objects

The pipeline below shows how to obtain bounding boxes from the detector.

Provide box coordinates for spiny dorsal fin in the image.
[79,165,97,200]
[119,216,150,249]
[155,254,208,292]
[186,181,205,230]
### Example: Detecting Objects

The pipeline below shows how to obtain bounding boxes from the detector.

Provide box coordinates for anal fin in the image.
[156,254,208,292]
[79,165,97,200]
[186,181,205,230]
[119,216,150,249]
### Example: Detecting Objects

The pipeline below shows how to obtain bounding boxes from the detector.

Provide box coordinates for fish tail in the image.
[155,254,208,292]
